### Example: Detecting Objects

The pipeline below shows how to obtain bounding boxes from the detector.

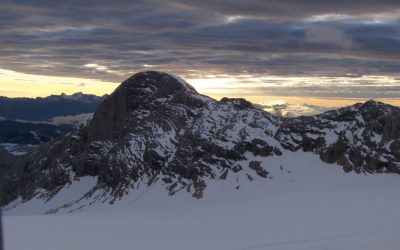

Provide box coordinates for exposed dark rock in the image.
[0,148,15,178]
[248,161,269,178]
[232,165,243,173]
[390,140,400,158]
[235,139,276,157]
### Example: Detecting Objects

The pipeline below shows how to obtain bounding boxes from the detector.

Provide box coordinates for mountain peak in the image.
[86,71,206,141]
[321,99,398,119]
[120,71,197,97]
[360,99,394,111]
[343,99,399,120]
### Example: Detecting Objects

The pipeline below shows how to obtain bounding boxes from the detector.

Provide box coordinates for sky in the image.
[1,0,399,115]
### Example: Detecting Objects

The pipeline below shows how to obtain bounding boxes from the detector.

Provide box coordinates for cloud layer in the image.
[1,0,400,99]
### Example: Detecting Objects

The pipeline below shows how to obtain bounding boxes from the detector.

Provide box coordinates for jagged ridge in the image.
[2,71,400,212]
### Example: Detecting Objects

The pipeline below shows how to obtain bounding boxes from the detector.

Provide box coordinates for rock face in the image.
[2,71,400,211]
[0,148,15,176]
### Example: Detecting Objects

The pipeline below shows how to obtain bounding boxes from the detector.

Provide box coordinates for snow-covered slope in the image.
[4,151,400,250]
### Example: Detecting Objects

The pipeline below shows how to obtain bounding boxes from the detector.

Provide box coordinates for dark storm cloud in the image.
[0,0,400,99]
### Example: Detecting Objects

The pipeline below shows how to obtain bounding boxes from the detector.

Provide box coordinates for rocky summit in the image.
[2,71,400,212]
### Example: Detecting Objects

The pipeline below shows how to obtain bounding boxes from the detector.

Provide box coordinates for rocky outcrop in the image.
[248,161,269,178]
[276,100,400,173]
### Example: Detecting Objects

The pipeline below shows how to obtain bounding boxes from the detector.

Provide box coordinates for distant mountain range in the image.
[0,92,103,149]
[2,71,399,213]
[0,92,104,121]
